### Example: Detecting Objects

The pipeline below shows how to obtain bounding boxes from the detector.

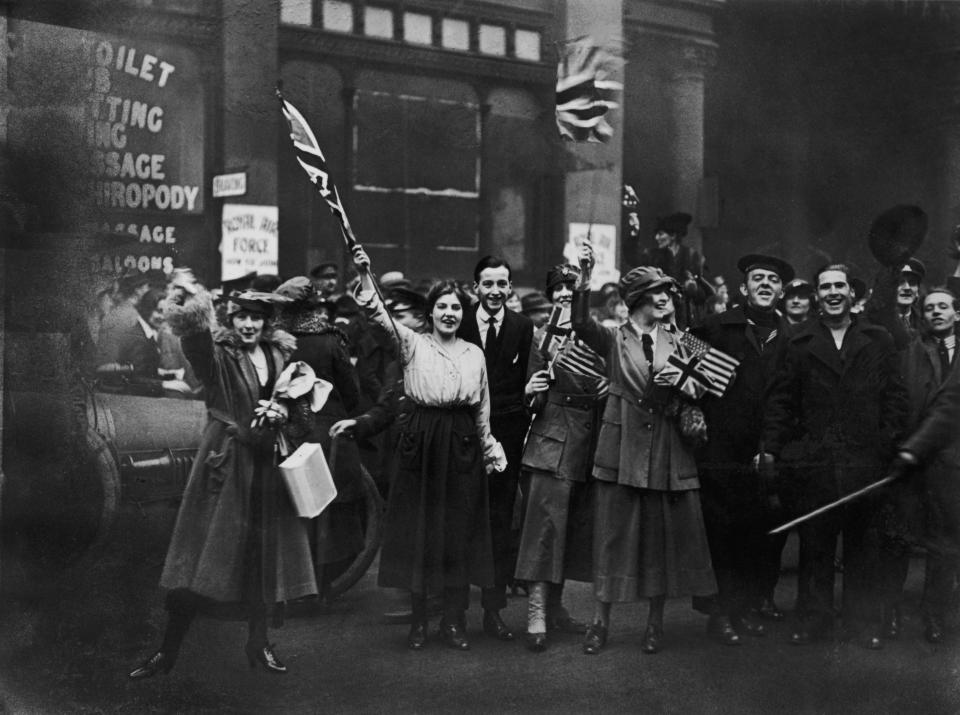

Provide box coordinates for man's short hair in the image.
[473,256,512,283]
[814,263,851,286]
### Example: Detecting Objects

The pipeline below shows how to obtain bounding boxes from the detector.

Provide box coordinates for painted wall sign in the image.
[220,203,279,281]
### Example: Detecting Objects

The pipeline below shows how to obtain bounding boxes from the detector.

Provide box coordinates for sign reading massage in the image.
[80,30,205,273]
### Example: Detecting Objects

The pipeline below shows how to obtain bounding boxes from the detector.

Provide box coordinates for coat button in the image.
[565,396,571,402]
[644,423,653,431]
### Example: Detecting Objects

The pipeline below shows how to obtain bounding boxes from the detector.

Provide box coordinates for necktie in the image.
[938,339,951,378]
[641,333,654,366]
[484,316,498,360]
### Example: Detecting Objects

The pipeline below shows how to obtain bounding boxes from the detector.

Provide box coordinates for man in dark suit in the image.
[458,256,533,641]
[694,254,796,645]
[762,263,908,649]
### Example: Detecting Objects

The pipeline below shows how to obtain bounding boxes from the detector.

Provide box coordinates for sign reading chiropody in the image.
[8,20,206,275]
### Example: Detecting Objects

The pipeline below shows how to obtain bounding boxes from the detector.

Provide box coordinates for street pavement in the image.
[3,547,958,715]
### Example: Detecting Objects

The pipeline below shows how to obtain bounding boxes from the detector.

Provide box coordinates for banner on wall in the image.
[564,222,619,290]
[220,204,278,281]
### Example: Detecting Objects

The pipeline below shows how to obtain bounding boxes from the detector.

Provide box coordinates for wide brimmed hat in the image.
[226,289,291,317]
[867,205,927,267]
[386,286,428,314]
[521,291,552,315]
[737,254,795,283]
[654,212,693,237]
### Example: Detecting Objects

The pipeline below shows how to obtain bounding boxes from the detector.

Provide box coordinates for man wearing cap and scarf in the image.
[866,258,926,350]
[763,263,908,649]
[515,263,606,651]
[693,254,797,643]
[638,212,713,329]
[572,244,715,655]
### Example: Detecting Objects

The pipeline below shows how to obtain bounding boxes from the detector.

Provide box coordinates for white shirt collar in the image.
[477,305,505,332]
[137,316,158,341]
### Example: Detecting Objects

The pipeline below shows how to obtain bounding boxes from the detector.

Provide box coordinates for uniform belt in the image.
[607,383,661,413]
[547,392,601,410]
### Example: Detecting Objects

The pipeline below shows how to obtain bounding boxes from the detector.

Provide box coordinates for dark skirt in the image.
[377,405,496,594]
[592,481,716,602]
[514,470,593,584]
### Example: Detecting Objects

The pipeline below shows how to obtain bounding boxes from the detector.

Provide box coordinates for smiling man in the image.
[694,254,796,644]
[458,256,534,642]
[762,263,907,649]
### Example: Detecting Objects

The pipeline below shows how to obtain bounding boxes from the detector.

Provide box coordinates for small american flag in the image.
[675,331,740,397]
[555,38,623,143]
[555,339,610,397]
[277,87,357,248]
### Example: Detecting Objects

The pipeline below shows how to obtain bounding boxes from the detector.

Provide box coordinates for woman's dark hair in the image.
[425,280,469,325]
[136,288,165,320]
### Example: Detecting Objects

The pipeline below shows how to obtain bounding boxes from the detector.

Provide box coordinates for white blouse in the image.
[356,288,503,468]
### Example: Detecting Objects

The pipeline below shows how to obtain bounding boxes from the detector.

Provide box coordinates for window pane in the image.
[280,0,312,26]
[514,29,541,61]
[479,24,506,56]
[364,6,394,39]
[441,18,470,51]
[404,12,432,45]
[322,0,353,33]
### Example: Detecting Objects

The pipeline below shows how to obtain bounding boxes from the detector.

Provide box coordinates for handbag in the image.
[279,442,337,518]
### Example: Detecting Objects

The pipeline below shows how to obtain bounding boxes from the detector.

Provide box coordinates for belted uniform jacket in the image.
[572,291,698,491]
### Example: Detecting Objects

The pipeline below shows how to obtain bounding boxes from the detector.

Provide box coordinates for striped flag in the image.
[675,331,740,397]
[276,87,357,248]
[555,339,610,397]
[555,37,623,143]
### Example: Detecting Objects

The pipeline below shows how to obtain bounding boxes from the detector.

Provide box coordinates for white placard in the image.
[219,203,278,281]
[212,172,247,198]
[564,223,619,290]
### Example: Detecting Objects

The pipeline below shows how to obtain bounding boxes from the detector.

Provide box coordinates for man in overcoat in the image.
[458,256,534,640]
[762,263,908,648]
[694,254,796,644]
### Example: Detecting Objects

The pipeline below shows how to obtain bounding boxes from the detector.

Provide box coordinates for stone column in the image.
[221,0,280,207]
[664,41,716,255]
[562,0,624,279]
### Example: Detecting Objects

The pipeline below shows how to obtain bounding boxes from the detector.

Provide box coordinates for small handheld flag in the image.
[276,86,357,248]
[654,332,739,398]
[555,37,623,143]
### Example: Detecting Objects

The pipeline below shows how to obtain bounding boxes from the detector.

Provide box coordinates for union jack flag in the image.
[555,38,623,143]
[655,332,739,398]
[277,87,357,248]
[538,304,571,359]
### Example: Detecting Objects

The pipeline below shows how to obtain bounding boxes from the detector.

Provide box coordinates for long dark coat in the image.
[694,308,794,514]
[160,309,317,604]
[763,317,908,505]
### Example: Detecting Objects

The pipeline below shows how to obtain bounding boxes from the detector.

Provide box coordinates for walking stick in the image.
[767,473,897,535]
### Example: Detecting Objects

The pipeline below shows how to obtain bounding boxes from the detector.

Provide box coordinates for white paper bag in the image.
[279,442,337,518]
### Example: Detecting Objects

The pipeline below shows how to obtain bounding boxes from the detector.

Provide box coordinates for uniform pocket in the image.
[396,430,421,470]
[522,417,566,473]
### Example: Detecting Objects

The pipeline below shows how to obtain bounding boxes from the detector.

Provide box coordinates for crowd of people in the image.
[80,209,960,680]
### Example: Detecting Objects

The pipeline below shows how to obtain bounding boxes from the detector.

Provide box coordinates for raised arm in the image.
[570,238,614,357]
[350,245,417,362]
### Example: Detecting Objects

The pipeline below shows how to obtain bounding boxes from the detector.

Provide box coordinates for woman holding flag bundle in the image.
[515,263,607,652]
[128,287,319,679]
[571,242,716,655]
[351,245,507,651]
